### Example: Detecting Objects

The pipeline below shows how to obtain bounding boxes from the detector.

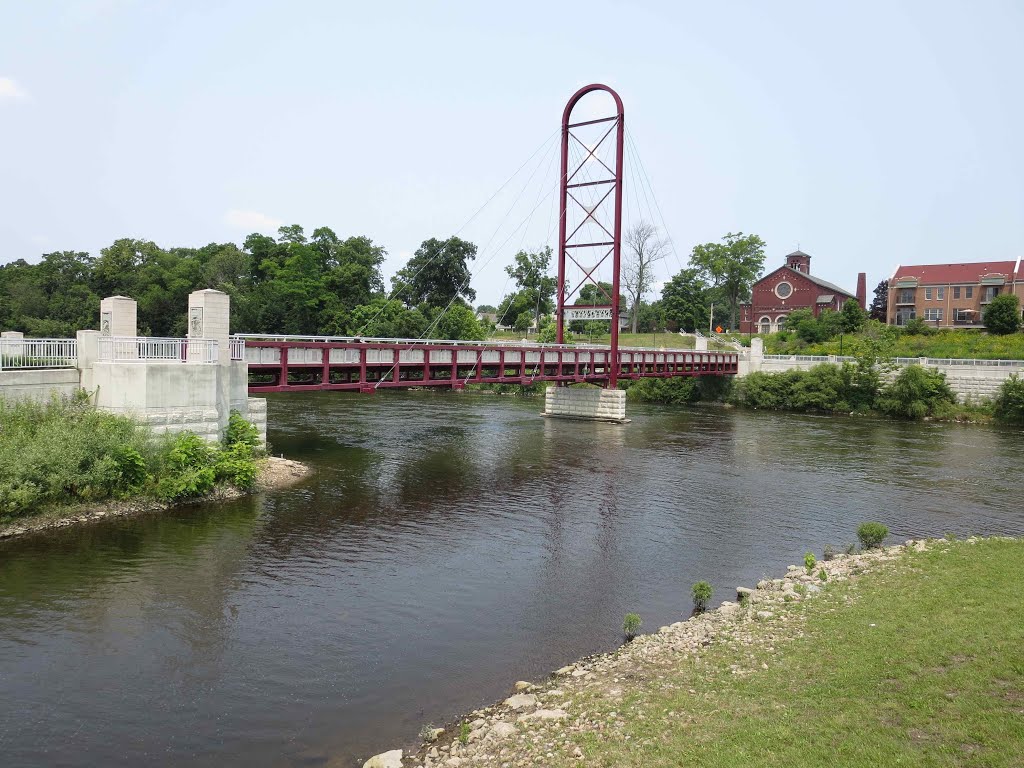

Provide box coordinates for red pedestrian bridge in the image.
[239,335,739,394]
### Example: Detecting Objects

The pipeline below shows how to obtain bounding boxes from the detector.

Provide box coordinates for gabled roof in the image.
[891,261,1018,285]
[777,266,856,298]
[786,249,810,258]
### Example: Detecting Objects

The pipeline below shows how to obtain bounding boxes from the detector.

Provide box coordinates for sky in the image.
[2,0,1023,307]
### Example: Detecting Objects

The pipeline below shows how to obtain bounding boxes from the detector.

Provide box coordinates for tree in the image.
[476,304,497,314]
[660,267,709,332]
[624,222,668,333]
[392,236,477,308]
[983,294,1021,335]
[839,298,868,333]
[504,246,556,330]
[869,280,888,322]
[430,302,485,341]
[689,232,766,331]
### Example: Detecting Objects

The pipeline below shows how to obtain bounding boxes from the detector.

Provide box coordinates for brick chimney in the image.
[856,272,867,310]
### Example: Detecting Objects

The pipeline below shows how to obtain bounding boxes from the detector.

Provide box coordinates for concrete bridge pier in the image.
[543,385,628,423]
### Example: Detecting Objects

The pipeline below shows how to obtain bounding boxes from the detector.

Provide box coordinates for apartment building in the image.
[887,259,1024,328]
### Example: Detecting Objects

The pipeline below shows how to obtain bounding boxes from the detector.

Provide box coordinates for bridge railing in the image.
[0,338,78,370]
[231,333,723,355]
[98,337,219,364]
[763,354,1024,368]
[230,337,246,361]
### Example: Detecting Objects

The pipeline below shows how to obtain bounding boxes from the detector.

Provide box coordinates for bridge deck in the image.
[239,336,738,393]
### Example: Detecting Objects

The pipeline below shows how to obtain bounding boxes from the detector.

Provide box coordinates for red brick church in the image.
[739,250,866,334]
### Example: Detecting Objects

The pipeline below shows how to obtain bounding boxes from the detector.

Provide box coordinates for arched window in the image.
[775,315,788,331]
[759,316,772,334]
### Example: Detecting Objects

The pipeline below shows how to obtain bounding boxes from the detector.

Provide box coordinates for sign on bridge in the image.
[564,306,613,322]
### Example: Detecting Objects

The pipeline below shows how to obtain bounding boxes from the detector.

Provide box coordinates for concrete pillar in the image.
[1,331,25,361]
[188,289,230,364]
[99,296,137,338]
[76,330,100,393]
[748,337,764,373]
[694,335,708,351]
[543,386,628,423]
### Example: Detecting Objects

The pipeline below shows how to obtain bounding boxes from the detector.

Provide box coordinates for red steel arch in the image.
[555,84,625,387]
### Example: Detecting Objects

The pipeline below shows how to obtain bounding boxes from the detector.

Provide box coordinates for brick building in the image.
[887,259,1024,328]
[739,250,865,334]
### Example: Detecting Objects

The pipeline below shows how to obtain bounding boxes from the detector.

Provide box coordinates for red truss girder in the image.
[556,84,625,387]
[243,340,739,394]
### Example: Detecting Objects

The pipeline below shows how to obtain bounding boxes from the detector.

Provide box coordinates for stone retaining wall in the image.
[0,368,80,402]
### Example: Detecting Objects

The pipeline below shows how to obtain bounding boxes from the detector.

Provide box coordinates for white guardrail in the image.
[0,338,78,370]
[763,354,1024,368]
[230,337,245,361]
[97,337,219,364]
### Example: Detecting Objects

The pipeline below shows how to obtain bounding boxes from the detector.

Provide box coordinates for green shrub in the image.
[983,294,1021,335]
[691,581,713,614]
[225,410,262,450]
[993,375,1024,424]
[0,395,152,517]
[877,365,956,419]
[214,443,260,489]
[622,612,642,640]
[823,544,837,562]
[0,397,263,517]
[857,522,889,550]
[818,568,828,582]
[459,721,471,745]
[804,551,817,573]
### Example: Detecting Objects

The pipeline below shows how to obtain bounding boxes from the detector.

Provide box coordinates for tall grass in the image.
[0,394,262,519]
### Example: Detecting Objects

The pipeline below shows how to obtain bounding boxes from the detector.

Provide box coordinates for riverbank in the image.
[0,455,312,540]
[373,536,1024,768]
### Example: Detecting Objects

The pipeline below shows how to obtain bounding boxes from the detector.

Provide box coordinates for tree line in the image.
[1,223,769,341]
[0,226,487,340]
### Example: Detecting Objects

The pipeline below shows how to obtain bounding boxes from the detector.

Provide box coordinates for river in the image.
[1,392,1022,767]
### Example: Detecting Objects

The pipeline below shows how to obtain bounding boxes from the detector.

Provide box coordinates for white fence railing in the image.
[762,354,1024,369]
[229,337,245,361]
[0,338,78,370]
[97,337,219,364]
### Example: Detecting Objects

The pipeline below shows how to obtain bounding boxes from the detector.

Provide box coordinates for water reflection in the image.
[1,391,1022,767]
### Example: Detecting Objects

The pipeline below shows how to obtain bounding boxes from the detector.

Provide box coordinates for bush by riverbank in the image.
[394,536,1024,768]
[0,394,266,521]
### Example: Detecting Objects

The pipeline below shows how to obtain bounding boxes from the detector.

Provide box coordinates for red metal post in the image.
[555,84,624,387]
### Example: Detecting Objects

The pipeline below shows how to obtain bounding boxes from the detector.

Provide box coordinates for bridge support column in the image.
[543,385,628,424]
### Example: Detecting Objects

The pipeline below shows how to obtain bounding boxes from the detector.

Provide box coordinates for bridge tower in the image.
[555,84,625,388]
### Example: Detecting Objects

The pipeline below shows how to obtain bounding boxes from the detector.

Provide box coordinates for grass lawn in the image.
[762,328,1024,360]
[569,539,1024,767]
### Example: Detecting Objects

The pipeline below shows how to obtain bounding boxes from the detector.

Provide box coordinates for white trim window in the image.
[925,287,934,300]
[775,281,793,299]
[759,316,772,333]
[924,308,943,322]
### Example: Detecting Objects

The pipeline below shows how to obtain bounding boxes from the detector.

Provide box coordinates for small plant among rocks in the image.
[818,567,828,582]
[804,551,817,573]
[691,581,713,614]
[857,522,889,550]
[622,613,642,641]
[823,544,837,561]
[459,721,471,745]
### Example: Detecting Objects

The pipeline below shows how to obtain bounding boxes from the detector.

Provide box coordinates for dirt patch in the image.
[0,455,312,541]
